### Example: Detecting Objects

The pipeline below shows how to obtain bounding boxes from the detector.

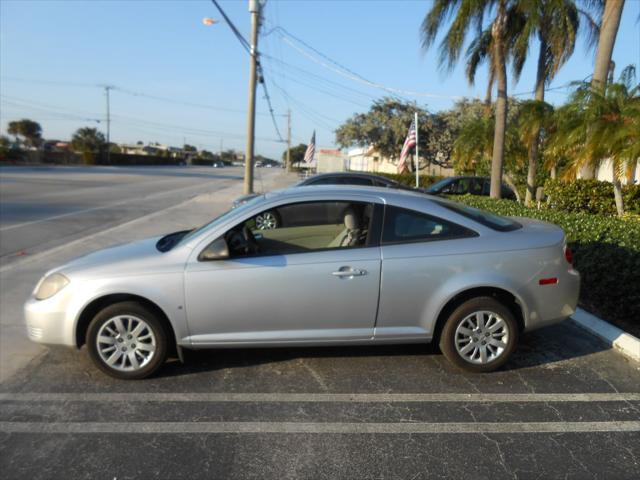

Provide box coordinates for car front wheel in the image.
[86,301,168,380]
[439,297,518,373]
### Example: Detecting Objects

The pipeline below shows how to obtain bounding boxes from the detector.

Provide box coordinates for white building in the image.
[586,159,640,185]
[316,148,347,173]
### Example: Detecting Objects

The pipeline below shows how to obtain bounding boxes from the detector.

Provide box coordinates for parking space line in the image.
[2,421,639,434]
[2,392,639,403]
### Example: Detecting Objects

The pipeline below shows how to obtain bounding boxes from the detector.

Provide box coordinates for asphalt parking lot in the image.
[1,165,639,479]
[1,320,639,479]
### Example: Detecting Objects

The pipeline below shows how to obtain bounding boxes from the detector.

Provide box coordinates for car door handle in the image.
[332,268,367,278]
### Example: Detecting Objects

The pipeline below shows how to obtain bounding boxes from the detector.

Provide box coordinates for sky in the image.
[1,0,639,159]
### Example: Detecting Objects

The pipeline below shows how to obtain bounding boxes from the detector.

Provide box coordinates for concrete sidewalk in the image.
[0,171,297,383]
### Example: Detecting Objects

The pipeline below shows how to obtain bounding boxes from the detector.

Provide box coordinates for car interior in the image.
[223,202,372,257]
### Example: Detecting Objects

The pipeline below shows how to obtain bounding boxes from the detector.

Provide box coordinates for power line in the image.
[267,25,462,100]
[261,53,378,103]
[210,0,251,54]
[257,66,285,142]
[262,60,370,108]
[268,79,337,132]
[1,96,285,143]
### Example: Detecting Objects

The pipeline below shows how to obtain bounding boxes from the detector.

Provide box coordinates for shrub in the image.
[544,179,640,216]
[373,172,444,188]
[449,195,640,333]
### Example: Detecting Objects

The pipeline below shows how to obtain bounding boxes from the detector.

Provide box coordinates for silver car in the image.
[25,186,580,379]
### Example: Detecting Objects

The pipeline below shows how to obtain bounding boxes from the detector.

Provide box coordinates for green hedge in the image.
[449,195,640,333]
[373,172,444,188]
[544,179,640,216]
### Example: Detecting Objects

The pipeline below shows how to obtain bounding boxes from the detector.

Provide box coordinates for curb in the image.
[571,308,640,363]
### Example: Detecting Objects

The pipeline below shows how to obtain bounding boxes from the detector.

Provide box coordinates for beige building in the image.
[347,146,455,176]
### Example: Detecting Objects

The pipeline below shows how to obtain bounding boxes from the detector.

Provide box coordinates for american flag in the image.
[303,130,316,163]
[397,119,417,173]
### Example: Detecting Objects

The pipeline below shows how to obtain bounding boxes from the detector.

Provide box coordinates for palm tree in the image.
[422,0,518,199]
[581,0,625,178]
[71,127,106,154]
[453,107,526,202]
[71,127,106,165]
[511,0,600,205]
[555,67,639,215]
[452,116,495,174]
[516,99,554,194]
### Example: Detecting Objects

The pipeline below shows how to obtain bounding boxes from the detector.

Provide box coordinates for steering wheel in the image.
[242,226,260,255]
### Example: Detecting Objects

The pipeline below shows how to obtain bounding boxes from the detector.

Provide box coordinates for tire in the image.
[439,296,518,373]
[86,301,168,380]
[255,210,280,230]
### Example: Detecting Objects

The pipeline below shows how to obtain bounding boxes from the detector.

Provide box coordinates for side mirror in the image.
[199,236,229,261]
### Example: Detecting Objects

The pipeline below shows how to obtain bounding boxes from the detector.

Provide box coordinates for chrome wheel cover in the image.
[454,310,509,365]
[96,315,156,372]
[255,211,277,230]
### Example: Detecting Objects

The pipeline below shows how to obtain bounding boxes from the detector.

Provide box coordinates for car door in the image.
[183,200,382,346]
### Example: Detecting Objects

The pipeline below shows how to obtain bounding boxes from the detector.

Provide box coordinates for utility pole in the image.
[286,109,291,171]
[105,86,112,165]
[244,0,260,194]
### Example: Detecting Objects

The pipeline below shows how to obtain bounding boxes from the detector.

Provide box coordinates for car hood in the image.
[52,235,186,279]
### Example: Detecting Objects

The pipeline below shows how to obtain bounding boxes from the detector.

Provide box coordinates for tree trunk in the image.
[613,163,625,216]
[525,37,547,207]
[490,2,508,199]
[582,0,625,179]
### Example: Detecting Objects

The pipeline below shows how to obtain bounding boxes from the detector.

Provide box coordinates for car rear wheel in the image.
[86,301,168,380]
[439,297,518,373]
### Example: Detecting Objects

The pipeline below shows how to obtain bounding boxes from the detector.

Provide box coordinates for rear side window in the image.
[435,200,522,232]
[382,206,476,244]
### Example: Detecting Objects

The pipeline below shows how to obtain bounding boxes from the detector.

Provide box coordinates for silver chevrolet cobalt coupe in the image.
[25,186,580,379]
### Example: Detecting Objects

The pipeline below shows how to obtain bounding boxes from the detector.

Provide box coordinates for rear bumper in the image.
[521,268,581,332]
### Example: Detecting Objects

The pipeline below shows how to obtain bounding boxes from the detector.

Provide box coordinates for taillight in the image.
[564,246,573,265]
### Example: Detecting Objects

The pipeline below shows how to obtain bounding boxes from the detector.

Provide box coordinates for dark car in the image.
[425,176,517,200]
[297,172,416,190]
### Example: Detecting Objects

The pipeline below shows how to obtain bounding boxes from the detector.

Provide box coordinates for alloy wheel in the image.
[255,211,278,230]
[95,315,157,372]
[454,310,509,365]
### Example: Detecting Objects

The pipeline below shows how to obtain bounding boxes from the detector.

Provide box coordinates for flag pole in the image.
[414,111,419,188]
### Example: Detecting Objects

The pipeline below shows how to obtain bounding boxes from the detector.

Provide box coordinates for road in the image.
[0,165,638,479]
[0,165,251,265]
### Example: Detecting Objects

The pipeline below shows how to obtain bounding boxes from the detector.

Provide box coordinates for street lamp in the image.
[202,17,218,26]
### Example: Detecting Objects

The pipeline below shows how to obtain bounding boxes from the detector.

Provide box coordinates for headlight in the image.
[34,273,70,300]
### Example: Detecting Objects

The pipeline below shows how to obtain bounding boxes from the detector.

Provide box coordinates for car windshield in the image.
[434,199,521,232]
[177,194,266,247]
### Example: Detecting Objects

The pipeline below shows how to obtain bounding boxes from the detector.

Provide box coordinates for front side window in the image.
[210,201,375,259]
[382,206,476,244]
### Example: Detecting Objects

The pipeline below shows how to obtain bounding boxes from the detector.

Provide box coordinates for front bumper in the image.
[24,293,76,347]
